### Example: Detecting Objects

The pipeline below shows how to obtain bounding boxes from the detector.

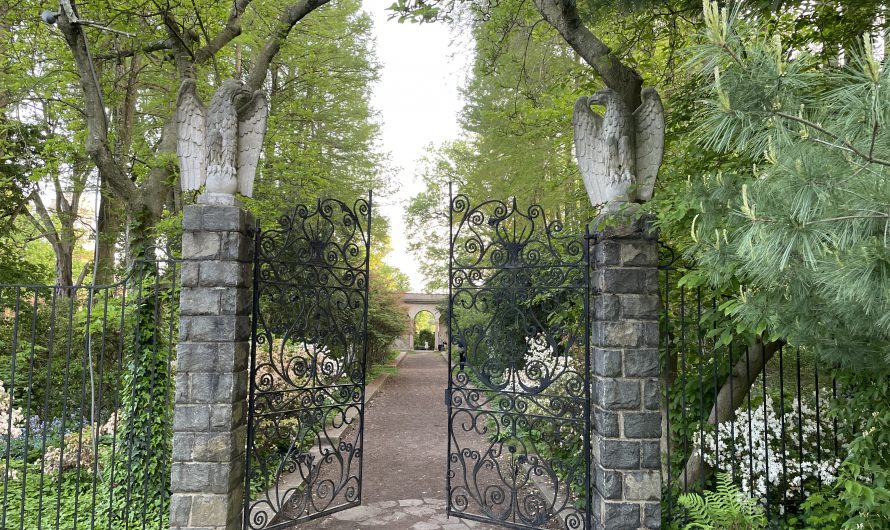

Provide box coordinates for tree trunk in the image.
[95,189,120,284]
[677,336,784,490]
[55,242,74,288]
[532,0,643,109]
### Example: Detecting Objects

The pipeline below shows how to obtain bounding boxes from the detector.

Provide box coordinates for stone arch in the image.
[397,292,448,351]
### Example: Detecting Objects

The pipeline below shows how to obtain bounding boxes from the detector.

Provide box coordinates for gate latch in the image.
[444,388,452,408]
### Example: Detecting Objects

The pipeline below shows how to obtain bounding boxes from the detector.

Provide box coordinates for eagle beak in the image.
[588,90,608,106]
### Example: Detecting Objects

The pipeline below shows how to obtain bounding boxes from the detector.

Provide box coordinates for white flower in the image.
[697,392,841,504]
[0,380,24,438]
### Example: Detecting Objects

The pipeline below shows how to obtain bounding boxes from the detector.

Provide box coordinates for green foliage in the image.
[368,271,409,364]
[678,473,767,529]
[829,371,890,528]
[112,269,174,524]
[800,490,845,529]
[405,0,597,289]
[678,3,890,369]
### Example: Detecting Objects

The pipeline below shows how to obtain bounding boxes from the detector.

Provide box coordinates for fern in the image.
[678,473,767,530]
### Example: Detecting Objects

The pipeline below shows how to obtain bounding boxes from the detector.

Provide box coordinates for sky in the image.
[362,0,468,292]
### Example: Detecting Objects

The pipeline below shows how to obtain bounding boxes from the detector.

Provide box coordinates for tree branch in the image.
[27,192,60,247]
[676,337,784,491]
[56,3,139,203]
[774,111,890,167]
[532,0,643,108]
[93,39,173,61]
[245,0,333,91]
[194,0,254,64]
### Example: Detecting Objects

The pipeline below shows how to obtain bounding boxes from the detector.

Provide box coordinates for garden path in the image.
[297,350,495,530]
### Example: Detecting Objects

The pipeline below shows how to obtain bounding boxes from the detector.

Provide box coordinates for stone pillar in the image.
[170,202,253,530]
[590,214,662,530]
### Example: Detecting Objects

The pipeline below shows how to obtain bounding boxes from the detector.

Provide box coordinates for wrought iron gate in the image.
[447,194,592,530]
[244,194,372,529]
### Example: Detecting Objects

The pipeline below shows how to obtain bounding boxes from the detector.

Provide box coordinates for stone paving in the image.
[295,351,496,529]
[308,498,488,529]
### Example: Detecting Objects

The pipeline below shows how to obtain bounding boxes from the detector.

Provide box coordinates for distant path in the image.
[297,351,494,529]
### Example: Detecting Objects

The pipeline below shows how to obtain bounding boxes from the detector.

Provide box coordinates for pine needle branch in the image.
[774,112,890,167]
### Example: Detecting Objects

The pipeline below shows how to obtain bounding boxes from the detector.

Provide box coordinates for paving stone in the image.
[404,505,438,517]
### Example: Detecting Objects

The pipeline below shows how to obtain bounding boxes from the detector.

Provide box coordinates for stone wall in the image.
[590,215,662,530]
[170,203,254,530]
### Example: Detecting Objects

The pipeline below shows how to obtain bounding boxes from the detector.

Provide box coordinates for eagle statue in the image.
[573,87,665,209]
[176,78,269,202]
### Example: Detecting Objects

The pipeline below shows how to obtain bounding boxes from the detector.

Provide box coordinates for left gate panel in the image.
[244,195,372,529]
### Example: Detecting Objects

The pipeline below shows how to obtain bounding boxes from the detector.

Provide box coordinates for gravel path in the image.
[297,350,496,530]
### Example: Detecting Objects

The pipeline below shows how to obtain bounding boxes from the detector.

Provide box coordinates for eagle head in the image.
[588,88,615,107]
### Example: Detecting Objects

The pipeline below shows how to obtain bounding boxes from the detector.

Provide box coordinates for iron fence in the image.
[0,251,179,530]
[659,259,844,526]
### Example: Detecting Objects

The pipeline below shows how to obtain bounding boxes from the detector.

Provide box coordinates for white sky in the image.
[363,0,468,292]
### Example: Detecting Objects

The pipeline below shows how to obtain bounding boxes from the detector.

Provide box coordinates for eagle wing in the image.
[633,87,665,202]
[573,96,608,208]
[237,91,269,198]
[176,79,207,192]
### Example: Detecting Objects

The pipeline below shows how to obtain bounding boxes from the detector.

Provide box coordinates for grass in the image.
[366,349,401,383]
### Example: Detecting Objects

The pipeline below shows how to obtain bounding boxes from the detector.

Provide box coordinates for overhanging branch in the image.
[246,0,333,91]
[532,0,643,108]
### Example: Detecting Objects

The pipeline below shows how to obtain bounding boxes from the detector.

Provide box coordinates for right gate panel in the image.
[447,194,591,530]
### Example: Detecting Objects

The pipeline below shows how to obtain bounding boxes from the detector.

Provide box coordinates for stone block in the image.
[174,372,190,403]
[170,462,211,493]
[591,492,603,524]
[180,262,200,288]
[189,494,230,526]
[602,502,640,530]
[178,342,250,373]
[183,232,221,260]
[644,502,661,528]
[173,405,210,431]
[595,466,623,500]
[600,440,640,469]
[169,493,192,526]
[619,240,658,267]
[593,348,622,377]
[180,287,221,316]
[640,321,660,348]
[618,294,659,320]
[594,294,620,321]
[624,349,659,377]
[624,470,661,501]
[187,315,250,342]
[209,400,246,431]
[201,205,248,232]
[643,379,660,411]
[594,240,621,266]
[624,412,662,439]
[593,409,620,437]
[182,205,202,230]
[598,380,641,410]
[220,231,253,261]
[189,372,235,403]
[641,441,661,470]
[199,262,250,288]
[219,288,252,315]
[172,433,195,462]
[593,268,656,294]
[594,321,652,348]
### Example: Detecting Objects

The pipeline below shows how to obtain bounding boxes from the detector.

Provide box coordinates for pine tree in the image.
[683,2,890,369]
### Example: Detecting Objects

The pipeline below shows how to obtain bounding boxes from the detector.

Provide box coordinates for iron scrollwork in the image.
[245,195,371,529]
[447,194,592,530]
